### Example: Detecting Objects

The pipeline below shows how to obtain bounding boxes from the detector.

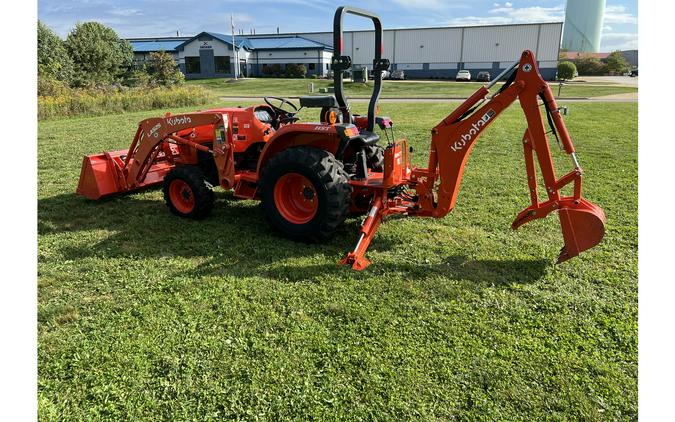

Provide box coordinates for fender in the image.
[255,123,359,176]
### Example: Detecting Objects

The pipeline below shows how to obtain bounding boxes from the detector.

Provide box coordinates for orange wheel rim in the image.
[169,179,195,214]
[273,173,318,224]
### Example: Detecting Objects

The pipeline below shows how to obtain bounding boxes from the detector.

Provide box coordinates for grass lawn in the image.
[38,100,637,420]
[187,77,638,99]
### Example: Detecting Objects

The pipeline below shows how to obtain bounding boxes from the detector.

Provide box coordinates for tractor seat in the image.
[299,96,338,108]
[355,130,380,146]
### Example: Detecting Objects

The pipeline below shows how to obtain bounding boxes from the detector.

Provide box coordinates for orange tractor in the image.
[77,6,606,270]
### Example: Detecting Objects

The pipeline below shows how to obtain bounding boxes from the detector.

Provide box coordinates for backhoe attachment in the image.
[340,50,605,269]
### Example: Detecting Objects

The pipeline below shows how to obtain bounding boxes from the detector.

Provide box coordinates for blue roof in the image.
[164,32,332,52]
[128,39,185,53]
[245,36,332,50]
[203,32,252,49]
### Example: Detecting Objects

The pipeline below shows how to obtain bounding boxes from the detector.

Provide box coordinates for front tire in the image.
[259,146,352,242]
[364,145,385,172]
[163,166,214,219]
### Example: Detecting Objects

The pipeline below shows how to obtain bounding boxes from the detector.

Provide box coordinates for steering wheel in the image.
[264,96,300,125]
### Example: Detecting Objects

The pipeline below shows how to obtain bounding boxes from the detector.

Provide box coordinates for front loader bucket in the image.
[76,150,127,200]
[557,198,606,263]
[76,149,173,200]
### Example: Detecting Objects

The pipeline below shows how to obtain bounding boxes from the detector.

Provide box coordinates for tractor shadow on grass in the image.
[39,192,549,286]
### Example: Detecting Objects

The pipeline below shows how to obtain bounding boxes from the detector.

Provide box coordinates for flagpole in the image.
[231,14,238,79]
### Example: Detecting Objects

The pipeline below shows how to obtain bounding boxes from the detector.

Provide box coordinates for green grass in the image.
[38,100,637,420]
[187,77,638,99]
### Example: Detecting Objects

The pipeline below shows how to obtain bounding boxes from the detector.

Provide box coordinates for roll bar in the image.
[331,6,390,132]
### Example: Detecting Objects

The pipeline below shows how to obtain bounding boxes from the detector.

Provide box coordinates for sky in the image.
[38,0,638,52]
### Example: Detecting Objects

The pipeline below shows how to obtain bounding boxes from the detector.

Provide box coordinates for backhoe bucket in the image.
[557,198,606,263]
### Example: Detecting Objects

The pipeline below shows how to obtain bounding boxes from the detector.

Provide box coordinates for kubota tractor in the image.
[77,6,606,270]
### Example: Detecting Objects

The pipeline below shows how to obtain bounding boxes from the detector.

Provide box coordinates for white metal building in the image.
[128,21,563,80]
[249,22,563,80]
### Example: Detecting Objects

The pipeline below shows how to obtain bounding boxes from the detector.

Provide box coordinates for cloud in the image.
[109,8,141,17]
[391,0,446,9]
[601,32,638,51]
[446,3,564,26]
[603,25,613,32]
[604,5,637,25]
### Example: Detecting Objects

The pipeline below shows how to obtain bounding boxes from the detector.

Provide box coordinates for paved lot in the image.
[573,76,639,87]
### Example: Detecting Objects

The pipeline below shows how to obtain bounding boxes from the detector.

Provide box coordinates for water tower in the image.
[562,0,606,52]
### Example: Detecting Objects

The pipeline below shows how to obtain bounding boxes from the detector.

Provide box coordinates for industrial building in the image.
[128,33,333,79]
[128,21,563,80]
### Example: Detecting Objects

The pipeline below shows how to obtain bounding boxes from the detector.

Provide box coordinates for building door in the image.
[240,59,247,77]
[200,49,215,78]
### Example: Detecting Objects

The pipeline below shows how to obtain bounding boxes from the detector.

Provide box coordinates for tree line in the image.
[557,51,633,80]
[38,21,184,95]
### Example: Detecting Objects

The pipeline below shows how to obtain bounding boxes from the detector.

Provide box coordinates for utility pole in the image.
[231,14,238,79]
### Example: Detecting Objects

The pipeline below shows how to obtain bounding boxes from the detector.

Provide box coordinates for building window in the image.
[215,56,231,74]
[185,57,200,74]
[308,63,316,70]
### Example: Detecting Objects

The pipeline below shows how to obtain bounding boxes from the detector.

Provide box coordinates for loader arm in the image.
[77,112,234,199]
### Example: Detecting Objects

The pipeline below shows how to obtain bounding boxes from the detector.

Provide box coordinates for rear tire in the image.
[163,166,214,219]
[259,146,352,242]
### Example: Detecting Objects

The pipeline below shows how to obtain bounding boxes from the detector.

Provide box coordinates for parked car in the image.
[368,69,390,79]
[389,70,405,80]
[476,71,491,82]
[630,68,638,77]
[456,69,472,81]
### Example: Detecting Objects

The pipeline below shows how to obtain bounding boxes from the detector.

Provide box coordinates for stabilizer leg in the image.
[339,193,385,270]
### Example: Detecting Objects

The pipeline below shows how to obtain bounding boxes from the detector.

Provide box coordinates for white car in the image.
[456,69,472,81]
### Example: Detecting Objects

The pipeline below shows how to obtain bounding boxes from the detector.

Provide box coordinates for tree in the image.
[147,51,184,86]
[557,61,577,80]
[37,21,74,83]
[65,22,133,86]
[604,51,630,74]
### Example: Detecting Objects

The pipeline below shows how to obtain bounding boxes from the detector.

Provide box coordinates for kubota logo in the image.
[166,116,192,126]
[148,123,161,138]
[451,109,496,152]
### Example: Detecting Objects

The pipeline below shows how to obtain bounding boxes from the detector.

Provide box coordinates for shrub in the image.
[271,64,283,77]
[574,54,607,76]
[284,63,307,78]
[124,69,152,88]
[65,22,134,86]
[38,21,74,84]
[146,51,184,86]
[38,76,71,97]
[38,85,212,120]
[557,61,577,80]
[309,74,318,79]
[261,66,273,77]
